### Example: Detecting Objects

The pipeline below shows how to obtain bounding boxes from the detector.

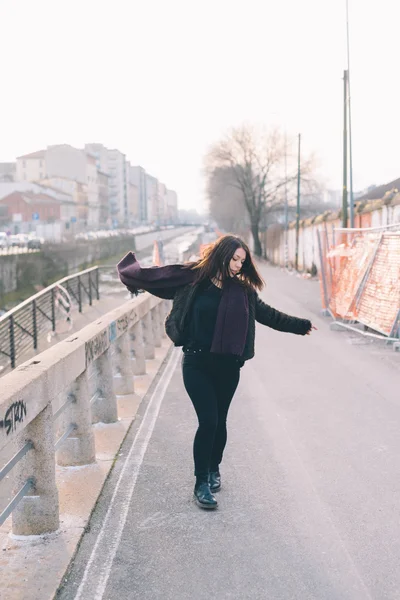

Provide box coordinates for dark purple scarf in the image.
[117,252,249,356]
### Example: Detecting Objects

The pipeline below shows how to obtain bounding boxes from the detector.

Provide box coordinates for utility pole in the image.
[346,0,355,227]
[295,133,301,271]
[342,69,348,228]
[284,131,288,269]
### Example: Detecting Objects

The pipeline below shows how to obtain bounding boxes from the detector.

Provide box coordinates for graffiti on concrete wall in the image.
[116,308,138,337]
[85,329,109,365]
[85,309,139,364]
[0,400,27,435]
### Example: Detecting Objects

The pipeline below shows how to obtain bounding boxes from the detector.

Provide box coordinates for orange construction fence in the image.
[318,227,400,338]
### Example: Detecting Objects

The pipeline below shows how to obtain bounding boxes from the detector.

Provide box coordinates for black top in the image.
[187,280,222,350]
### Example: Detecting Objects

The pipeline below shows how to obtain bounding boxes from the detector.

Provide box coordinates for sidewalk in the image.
[54,262,400,600]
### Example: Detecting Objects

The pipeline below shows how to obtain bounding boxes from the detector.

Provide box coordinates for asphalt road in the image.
[57,262,400,600]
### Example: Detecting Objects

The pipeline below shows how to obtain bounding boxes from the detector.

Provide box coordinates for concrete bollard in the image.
[56,370,96,467]
[152,305,162,348]
[159,301,168,338]
[130,320,146,375]
[13,404,59,535]
[142,311,155,360]
[91,347,118,423]
[114,332,135,395]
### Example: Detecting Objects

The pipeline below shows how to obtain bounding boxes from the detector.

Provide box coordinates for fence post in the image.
[95,268,100,300]
[9,315,16,369]
[78,276,82,313]
[142,311,155,359]
[51,288,56,332]
[56,371,96,466]
[12,404,59,535]
[151,305,162,348]
[92,347,118,423]
[88,273,93,306]
[114,332,135,395]
[131,321,146,375]
[32,300,38,350]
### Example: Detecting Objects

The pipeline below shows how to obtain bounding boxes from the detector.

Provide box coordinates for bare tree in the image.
[205,125,317,256]
[207,166,247,234]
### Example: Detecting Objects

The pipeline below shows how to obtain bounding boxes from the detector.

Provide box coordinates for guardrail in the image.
[0,267,99,370]
[0,292,169,535]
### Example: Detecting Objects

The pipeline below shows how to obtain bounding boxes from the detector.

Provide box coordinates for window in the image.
[22,161,26,168]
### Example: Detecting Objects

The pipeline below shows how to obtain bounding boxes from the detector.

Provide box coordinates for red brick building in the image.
[0,191,62,224]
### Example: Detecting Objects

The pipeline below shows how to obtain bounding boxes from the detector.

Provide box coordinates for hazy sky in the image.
[1,0,399,210]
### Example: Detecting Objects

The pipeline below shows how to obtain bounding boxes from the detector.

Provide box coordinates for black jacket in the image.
[155,282,311,362]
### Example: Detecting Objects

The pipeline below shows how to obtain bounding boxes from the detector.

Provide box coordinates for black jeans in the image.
[182,350,242,480]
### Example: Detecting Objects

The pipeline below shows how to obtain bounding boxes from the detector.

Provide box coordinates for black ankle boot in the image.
[209,470,221,493]
[194,481,218,509]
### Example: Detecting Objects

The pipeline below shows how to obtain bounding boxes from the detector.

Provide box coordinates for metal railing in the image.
[0,267,99,370]
[0,292,168,535]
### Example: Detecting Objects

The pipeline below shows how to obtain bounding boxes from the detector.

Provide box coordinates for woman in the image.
[117,235,316,510]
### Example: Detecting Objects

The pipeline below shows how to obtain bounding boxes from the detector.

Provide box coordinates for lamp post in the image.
[346,0,354,228]
[342,70,348,228]
[284,132,289,269]
[295,133,301,271]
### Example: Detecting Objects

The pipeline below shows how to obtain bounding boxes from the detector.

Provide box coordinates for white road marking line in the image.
[73,347,181,600]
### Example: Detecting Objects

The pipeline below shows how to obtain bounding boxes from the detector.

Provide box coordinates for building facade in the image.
[46,144,103,228]
[16,150,46,182]
[0,191,77,234]
[130,165,148,222]
[145,173,158,225]
[39,177,88,229]
[98,171,109,226]
[166,189,178,224]
[0,162,16,182]
[12,144,178,229]
[85,143,127,227]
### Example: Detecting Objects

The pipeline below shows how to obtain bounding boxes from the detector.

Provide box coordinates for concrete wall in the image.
[0,291,170,538]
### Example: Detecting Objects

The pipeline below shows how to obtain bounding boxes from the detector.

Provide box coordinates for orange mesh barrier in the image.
[328,235,380,319]
[356,234,400,336]
[319,229,400,338]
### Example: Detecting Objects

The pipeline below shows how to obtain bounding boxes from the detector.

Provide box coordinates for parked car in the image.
[27,235,43,250]
[15,233,29,247]
[0,232,10,249]
[9,235,19,247]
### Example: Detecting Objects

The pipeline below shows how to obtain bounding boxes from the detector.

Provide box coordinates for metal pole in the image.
[95,267,100,300]
[9,315,15,369]
[32,300,38,350]
[51,288,56,332]
[77,276,82,313]
[316,229,329,312]
[88,273,93,306]
[284,131,289,268]
[295,133,301,271]
[342,70,348,228]
[346,0,355,228]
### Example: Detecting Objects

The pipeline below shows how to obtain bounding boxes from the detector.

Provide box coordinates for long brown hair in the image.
[190,235,264,291]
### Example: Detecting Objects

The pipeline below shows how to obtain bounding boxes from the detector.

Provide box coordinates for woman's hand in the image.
[306,325,318,335]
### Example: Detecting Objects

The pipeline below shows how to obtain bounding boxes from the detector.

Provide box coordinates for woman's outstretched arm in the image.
[255,294,313,335]
[117,251,195,299]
